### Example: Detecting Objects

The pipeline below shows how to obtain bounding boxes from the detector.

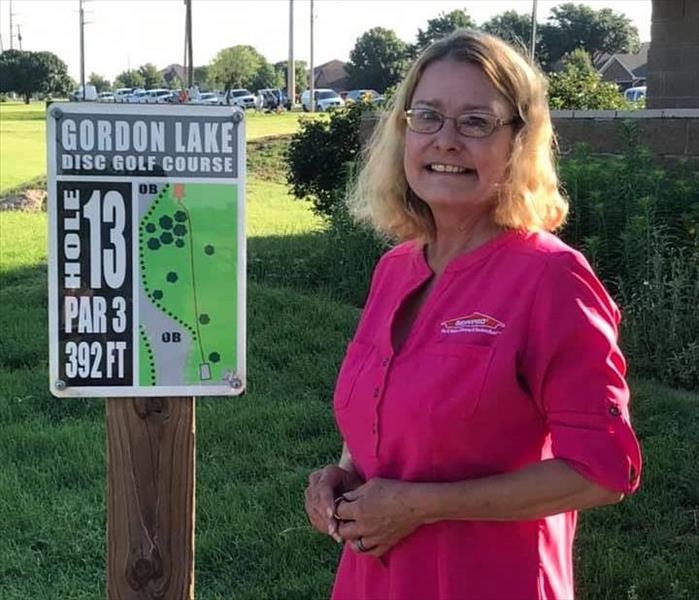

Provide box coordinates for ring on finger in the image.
[356,537,368,553]
[333,495,346,520]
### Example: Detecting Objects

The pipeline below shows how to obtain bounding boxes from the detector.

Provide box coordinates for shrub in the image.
[286,101,374,217]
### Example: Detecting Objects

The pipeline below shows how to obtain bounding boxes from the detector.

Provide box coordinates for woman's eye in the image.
[418,111,441,122]
[460,116,489,128]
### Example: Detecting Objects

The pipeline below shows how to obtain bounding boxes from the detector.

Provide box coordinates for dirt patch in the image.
[0,188,47,212]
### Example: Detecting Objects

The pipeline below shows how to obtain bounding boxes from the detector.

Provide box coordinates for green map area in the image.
[139,182,238,386]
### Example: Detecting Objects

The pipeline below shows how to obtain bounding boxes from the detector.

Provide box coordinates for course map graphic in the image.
[138,182,238,387]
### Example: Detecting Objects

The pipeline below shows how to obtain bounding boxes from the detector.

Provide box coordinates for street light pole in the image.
[529,0,538,64]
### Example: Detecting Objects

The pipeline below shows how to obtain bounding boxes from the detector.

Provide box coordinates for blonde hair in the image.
[349,29,568,242]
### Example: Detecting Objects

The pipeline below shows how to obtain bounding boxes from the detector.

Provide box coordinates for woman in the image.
[304,30,642,600]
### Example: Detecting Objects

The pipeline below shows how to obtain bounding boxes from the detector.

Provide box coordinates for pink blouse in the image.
[331,230,642,600]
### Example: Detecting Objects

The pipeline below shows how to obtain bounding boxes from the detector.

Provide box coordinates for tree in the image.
[88,72,111,92]
[249,62,282,93]
[193,65,211,88]
[114,69,145,89]
[210,45,265,92]
[413,9,475,54]
[547,48,627,110]
[274,60,307,96]
[482,11,532,52]
[0,49,72,103]
[540,3,640,69]
[137,63,162,88]
[346,27,408,92]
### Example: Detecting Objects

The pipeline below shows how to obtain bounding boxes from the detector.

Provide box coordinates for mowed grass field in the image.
[1,103,699,599]
[0,102,322,193]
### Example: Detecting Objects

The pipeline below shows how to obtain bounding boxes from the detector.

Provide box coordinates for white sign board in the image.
[47,103,246,397]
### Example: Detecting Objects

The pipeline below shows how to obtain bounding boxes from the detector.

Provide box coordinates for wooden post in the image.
[106,397,196,599]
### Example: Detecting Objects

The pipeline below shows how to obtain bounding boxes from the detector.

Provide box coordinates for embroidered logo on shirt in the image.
[441,312,505,336]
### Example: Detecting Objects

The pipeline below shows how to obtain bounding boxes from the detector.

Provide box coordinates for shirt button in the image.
[382,358,389,367]
[371,424,377,434]
[373,387,380,398]
[609,405,621,417]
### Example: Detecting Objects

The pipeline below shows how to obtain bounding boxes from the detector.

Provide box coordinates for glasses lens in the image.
[407,109,442,133]
[456,114,496,138]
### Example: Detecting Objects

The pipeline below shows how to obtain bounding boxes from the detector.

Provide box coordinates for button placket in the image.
[372,354,393,456]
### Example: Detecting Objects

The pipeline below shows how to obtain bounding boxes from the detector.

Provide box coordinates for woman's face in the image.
[404,58,516,218]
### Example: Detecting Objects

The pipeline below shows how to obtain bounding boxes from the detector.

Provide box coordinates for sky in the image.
[0,0,652,83]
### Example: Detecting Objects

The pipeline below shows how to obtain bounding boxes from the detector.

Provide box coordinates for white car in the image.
[113,87,134,102]
[146,88,174,103]
[97,91,115,102]
[226,88,256,109]
[624,86,646,102]
[128,89,148,103]
[301,88,344,112]
[190,92,223,105]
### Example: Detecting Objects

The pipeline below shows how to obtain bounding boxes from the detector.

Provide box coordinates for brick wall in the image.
[359,110,699,164]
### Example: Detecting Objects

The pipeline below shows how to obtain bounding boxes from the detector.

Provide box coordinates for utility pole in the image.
[9,0,15,49]
[288,0,295,108]
[184,0,193,87]
[79,0,86,96]
[529,0,538,64]
[17,24,22,50]
[309,0,315,112]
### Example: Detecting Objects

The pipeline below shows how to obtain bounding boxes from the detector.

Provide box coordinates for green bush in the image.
[286,101,374,217]
[548,48,631,110]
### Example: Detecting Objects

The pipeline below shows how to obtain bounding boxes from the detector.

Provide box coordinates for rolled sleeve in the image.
[522,252,642,494]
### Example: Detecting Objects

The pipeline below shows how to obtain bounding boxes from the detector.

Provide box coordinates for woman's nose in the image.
[432,118,465,151]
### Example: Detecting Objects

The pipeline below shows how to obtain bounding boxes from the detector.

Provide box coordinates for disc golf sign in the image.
[47,103,246,397]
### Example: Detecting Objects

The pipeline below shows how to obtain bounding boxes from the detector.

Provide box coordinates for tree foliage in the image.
[346,27,408,92]
[482,11,532,53]
[114,69,145,89]
[0,49,72,103]
[413,9,475,54]
[88,72,111,92]
[540,3,640,68]
[250,62,283,93]
[137,63,162,88]
[274,60,307,96]
[210,45,265,91]
[547,49,627,110]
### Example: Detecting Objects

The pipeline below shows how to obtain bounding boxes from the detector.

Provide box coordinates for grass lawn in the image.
[0,102,323,193]
[1,113,698,598]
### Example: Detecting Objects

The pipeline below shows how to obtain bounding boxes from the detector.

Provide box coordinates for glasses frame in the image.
[404,108,519,138]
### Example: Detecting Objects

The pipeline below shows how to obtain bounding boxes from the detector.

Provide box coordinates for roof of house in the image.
[312,59,348,88]
[597,42,650,78]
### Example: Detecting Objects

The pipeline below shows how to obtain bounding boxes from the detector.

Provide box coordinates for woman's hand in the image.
[304,465,363,542]
[334,478,425,558]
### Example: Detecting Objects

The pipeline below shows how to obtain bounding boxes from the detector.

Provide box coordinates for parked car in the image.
[190,92,223,105]
[624,86,646,102]
[256,88,292,110]
[69,84,98,101]
[146,88,174,103]
[126,88,148,103]
[113,87,134,102]
[301,88,344,112]
[344,89,380,104]
[226,88,256,109]
[97,91,115,102]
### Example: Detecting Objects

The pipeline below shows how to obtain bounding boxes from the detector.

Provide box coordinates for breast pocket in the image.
[421,342,494,420]
[333,341,373,411]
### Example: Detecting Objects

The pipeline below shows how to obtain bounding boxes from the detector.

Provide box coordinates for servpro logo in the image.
[441,312,505,336]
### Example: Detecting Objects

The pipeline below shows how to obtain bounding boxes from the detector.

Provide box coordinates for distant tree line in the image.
[0,3,639,105]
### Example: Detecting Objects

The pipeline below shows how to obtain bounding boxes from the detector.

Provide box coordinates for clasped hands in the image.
[304,465,424,558]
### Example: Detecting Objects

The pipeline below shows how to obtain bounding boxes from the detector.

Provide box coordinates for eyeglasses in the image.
[404,108,518,138]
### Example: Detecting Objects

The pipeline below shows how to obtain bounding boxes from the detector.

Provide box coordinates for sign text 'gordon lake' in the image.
[57,114,241,177]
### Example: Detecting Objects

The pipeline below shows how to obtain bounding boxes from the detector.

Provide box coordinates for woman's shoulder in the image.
[508,230,594,274]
